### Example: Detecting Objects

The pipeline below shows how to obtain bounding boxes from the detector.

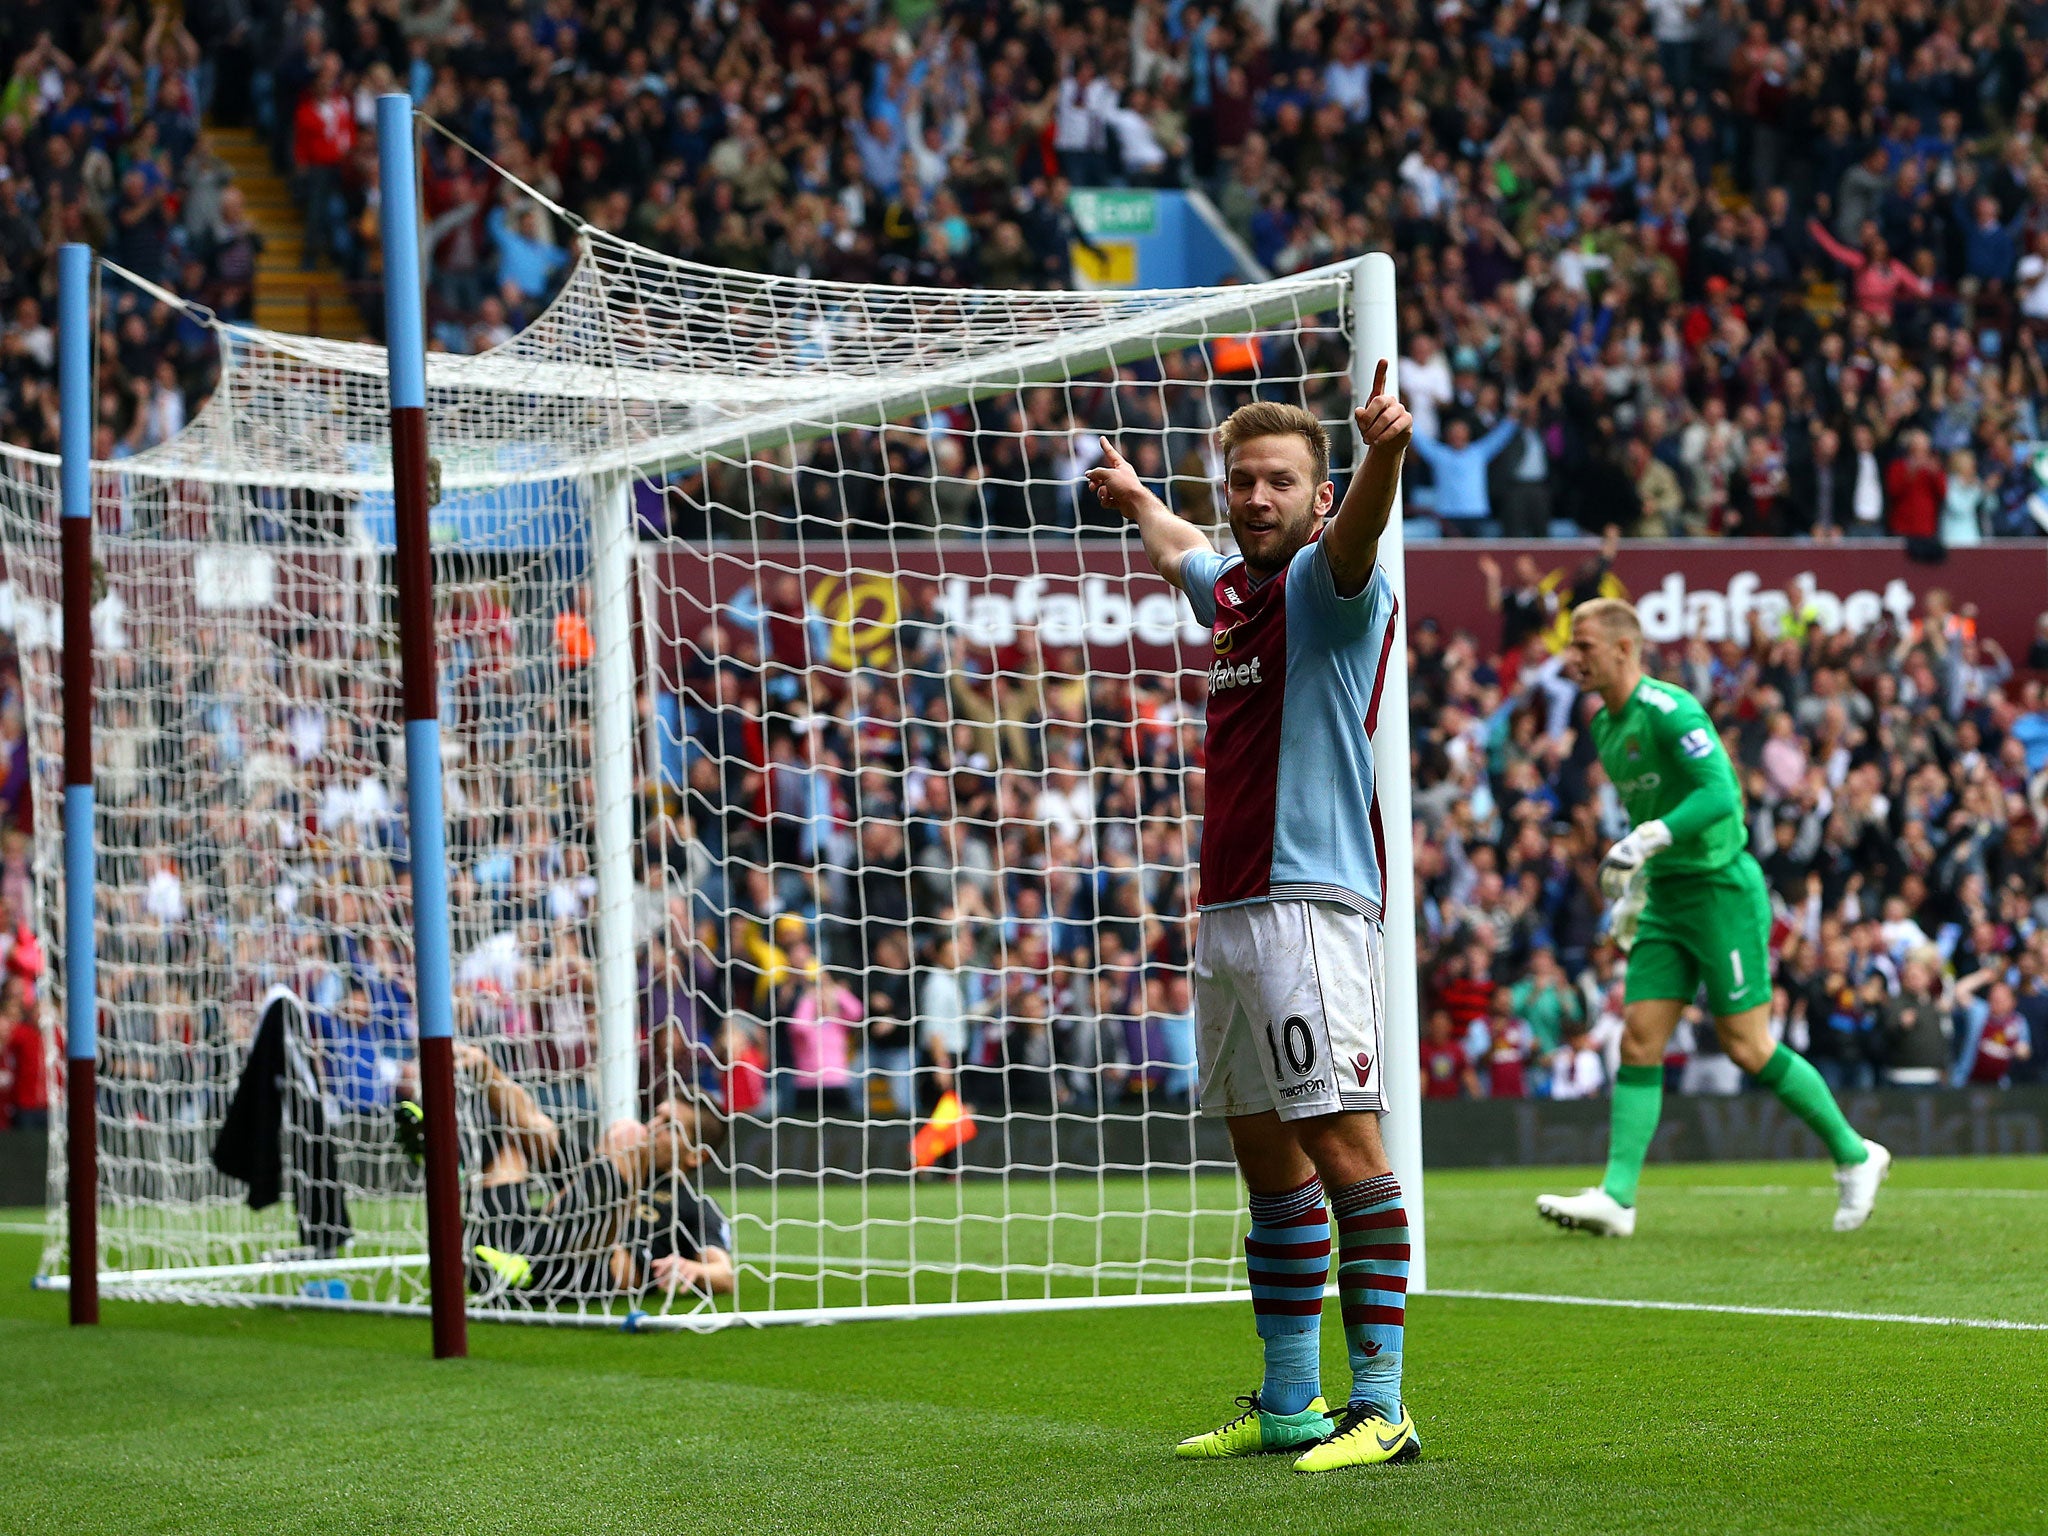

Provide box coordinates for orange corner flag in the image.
[913,1092,977,1168]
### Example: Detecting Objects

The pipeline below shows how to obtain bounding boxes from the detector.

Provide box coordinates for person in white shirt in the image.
[1847,421,1886,536]
[460,930,527,996]
[1034,766,1096,851]
[902,97,966,194]
[1877,894,1932,961]
[1397,145,1451,218]
[1549,1019,1609,1100]
[287,701,327,763]
[1106,89,1170,183]
[916,928,970,1106]
[1401,333,1456,444]
[1054,59,1118,185]
[1679,395,1743,520]
[1323,20,1372,122]
[1644,0,1704,87]
[144,361,186,447]
[4,297,55,373]
[313,774,393,835]
[2017,229,2048,323]
[1554,236,1613,295]
[144,859,187,924]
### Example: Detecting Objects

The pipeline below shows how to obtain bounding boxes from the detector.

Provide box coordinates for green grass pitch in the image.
[4,1157,2045,1535]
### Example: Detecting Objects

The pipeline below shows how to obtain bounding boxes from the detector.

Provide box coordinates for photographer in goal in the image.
[1087,364,1419,1474]
[1537,599,1890,1237]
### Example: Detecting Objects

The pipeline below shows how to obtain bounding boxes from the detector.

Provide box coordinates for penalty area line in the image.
[1429,1288,2048,1333]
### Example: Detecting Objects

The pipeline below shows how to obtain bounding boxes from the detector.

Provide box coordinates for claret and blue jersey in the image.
[1181,538,1399,920]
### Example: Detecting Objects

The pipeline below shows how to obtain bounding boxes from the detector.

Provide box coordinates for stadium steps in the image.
[209,126,358,339]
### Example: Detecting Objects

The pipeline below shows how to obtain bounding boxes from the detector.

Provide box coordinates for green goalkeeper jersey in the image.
[1588,676,1746,883]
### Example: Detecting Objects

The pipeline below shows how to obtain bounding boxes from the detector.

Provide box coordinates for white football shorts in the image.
[1193,898,1388,1120]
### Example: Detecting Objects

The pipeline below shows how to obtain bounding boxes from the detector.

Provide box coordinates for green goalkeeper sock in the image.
[1757,1044,1868,1165]
[1600,1064,1664,1208]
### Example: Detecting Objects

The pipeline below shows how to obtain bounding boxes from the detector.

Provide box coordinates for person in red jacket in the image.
[1884,430,1946,540]
[1432,939,1497,1036]
[6,920,43,1007]
[0,983,46,1132]
[292,53,355,272]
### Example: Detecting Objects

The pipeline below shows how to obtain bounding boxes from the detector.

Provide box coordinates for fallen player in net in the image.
[398,1044,735,1303]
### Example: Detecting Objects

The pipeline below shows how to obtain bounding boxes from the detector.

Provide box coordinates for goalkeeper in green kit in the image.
[1536,599,1890,1237]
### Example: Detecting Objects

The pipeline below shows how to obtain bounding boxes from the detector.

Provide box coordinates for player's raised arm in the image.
[1322,358,1412,597]
[459,1041,561,1167]
[1085,439,1212,593]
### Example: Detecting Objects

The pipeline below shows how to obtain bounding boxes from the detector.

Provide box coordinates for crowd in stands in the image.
[0,3,265,462]
[237,0,2048,539]
[12,0,2048,543]
[650,572,1208,1124]
[13,534,2044,1151]
[646,551,2047,1121]
[66,578,598,1143]
[1413,555,2042,1099]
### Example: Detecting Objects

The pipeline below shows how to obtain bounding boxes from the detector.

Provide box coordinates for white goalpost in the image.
[8,125,1421,1330]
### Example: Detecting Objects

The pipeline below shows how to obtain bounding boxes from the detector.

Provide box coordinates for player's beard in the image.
[1231,500,1319,580]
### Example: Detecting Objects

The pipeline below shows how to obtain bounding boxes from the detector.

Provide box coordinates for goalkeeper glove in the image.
[1598,819,1672,898]
[1606,873,1648,953]
[393,1099,426,1169]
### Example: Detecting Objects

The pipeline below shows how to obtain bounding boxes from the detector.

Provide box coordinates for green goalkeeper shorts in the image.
[1625,853,1773,1017]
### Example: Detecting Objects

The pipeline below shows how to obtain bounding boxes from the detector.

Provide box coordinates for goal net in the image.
[7,220,1403,1328]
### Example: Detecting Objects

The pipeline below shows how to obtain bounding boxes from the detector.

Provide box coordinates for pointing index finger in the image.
[1371,358,1389,399]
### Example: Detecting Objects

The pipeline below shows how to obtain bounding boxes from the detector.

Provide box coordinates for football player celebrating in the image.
[1537,598,1890,1237]
[1087,363,1419,1473]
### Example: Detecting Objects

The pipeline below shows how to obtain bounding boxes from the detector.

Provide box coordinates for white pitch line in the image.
[1667,1185,1810,1195]
[1679,1186,2048,1199]
[1432,1288,2048,1332]
[1887,1187,2048,1198]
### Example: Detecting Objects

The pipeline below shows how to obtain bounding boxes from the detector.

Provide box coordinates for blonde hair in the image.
[1573,597,1642,641]
[1217,401,1330,486]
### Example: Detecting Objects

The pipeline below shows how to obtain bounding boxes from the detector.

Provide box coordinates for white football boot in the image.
[1535,1186,1637,1237]
[1832,1139,1892,1232]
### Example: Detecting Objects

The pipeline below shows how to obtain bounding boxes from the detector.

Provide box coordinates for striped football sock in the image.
[1332,1173,1408,1417]
[1245,1177,1329,1416]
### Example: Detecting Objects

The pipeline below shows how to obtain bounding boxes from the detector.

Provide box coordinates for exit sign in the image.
[1069,190,1157,237]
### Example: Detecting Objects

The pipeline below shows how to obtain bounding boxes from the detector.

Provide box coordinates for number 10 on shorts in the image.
[1266,1017,1318,1081]
[1192,900,1388,1119]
